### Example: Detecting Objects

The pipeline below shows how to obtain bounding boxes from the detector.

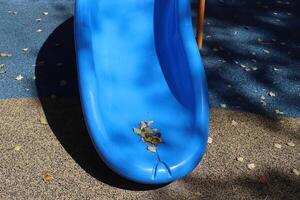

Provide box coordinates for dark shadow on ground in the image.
[35,17,167,191]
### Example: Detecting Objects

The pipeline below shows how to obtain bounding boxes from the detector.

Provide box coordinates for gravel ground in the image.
[0,98,299,200]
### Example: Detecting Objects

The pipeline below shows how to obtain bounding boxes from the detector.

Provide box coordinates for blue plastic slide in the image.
[74,0,209,184]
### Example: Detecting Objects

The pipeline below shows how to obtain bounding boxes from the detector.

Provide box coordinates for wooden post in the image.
[197,0,205,49]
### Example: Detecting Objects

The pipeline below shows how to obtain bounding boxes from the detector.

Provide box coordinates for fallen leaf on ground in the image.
[220,104,227,108]
[22,48,29,52]
[287,142,295,147]
[247,163,256,170]
[42,174,54,183]
[268,92,276,97]
[194,192,202,197]
[240,64,247,68]
[13,144,22,151]
[258,176,269,185]
[15,75,24,80]
[36,18,42,22]
[252,67,258,71]
[0,53,12,57]
[237,157,244,162]
[274,143,282,149]
[260,96,266,100]
[275,109,284,115]
[231,120,238,126]
[260,100,267,106]
[263,49,270,54]
[147,146,156,153]
[292,169,300,176]
[40,115,48,125]
[43,12,49,16]
[36,29,43,33]
[207,137,213,144]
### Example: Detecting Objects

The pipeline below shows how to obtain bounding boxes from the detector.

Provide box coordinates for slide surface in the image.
[74,0,209,184]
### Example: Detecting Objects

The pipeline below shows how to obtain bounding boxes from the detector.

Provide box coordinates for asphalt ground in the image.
[0,98,299,199]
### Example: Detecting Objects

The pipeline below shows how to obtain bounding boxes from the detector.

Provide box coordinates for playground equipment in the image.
[75,0,209,184]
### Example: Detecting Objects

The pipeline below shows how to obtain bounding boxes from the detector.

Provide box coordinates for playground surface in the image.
[0,0,299,199]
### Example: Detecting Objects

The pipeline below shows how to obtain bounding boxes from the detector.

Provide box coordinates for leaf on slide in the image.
[147,146,156,153]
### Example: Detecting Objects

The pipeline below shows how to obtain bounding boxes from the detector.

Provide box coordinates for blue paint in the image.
[1,0,299,118]
[74,0,209,184]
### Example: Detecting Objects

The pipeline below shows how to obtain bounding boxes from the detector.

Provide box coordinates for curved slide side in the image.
[74,0,209,184]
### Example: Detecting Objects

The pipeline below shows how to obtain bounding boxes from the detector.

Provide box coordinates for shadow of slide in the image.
[35,17,166,190]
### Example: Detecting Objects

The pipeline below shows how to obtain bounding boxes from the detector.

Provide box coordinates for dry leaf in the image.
[287,142,295,147]
[22,48,29,52]
[258,176,269,185]
[260,96,266,100]
[275,109,284,115]
[14,144,22,151]
[231,120,238,126]
[133,128,142,134]
[237,157,244,162]
[139,121,147,130]
[15,75,24,80]
[247,163,256,170]
[147,146,156,153]
[42,174,54,183]
[240,64,247,68]
[0,53,12,57]
[43,11,49,16]
[36,29,43,33]
[207,137,213,144]
[252,67,258,71]
[220,104,227,108]
[292,169,300,176]
[274,143,282,149]
[263,49,270,54]
[268,92,276,97]
[146,121,154,127]
[40,115,48,125]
